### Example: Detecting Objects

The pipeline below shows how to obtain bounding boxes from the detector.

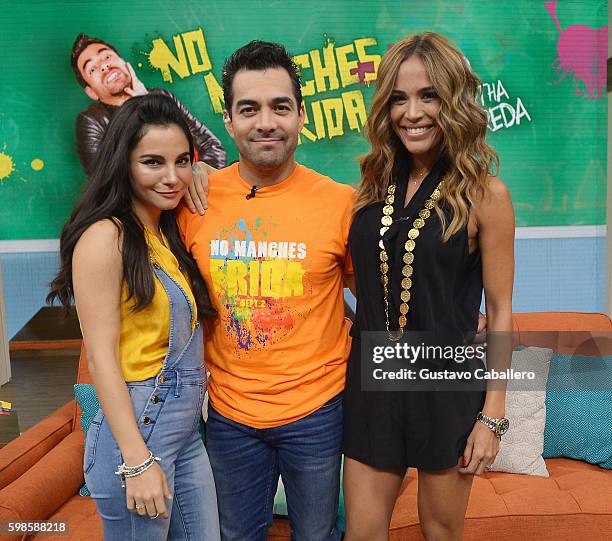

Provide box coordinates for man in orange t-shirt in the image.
[177,41,354,540]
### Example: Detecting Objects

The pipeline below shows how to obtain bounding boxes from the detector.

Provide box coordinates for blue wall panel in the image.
[1,252,60,339]
[0,236,607,340]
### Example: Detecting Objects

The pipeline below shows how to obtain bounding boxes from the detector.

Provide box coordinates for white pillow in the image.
[487,346,553,477]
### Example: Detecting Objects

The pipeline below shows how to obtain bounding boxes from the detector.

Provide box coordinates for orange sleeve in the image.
[176,202,193,246]
[341,186,356,275]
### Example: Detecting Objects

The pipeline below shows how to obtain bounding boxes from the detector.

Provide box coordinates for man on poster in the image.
[70,32,226,210]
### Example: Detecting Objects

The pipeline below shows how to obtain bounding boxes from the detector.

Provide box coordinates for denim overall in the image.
[84,260,220,541]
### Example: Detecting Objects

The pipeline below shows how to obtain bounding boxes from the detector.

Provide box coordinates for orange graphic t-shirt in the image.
[178,162,354,428]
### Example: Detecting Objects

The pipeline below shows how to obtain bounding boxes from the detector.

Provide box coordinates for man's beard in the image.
[249,150,287,168]
[242,136,297,169]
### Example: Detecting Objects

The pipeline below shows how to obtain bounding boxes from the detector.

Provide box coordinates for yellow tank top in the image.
[120,228,197,381]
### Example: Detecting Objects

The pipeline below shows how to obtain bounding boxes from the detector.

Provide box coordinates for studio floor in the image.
[0,349,79,442]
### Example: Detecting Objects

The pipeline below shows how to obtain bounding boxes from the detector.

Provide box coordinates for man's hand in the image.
[124,62,148,97]
[184,161,215,215]
[474,311,487,343]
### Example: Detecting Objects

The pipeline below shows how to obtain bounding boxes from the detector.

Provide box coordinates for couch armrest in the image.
[0,401,74,490]
[0,430,84,526]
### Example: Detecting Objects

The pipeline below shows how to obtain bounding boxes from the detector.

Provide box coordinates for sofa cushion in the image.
[72,345,92,433]
[386,458,612,539]
[0,430,84,522]
[544,354,612,468]
[74,384,99,434]
[489,347,552,476]
[0,401,73,489]
[74,384,101,496]
[43,495,101,541]
[513,312,612,333]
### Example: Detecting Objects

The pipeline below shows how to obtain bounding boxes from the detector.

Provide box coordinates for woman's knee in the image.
[420,516,464,541]
[345,521,390,541]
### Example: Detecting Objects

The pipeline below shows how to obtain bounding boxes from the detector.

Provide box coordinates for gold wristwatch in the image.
[476,411,510,440]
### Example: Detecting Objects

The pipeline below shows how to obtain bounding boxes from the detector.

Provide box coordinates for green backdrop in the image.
[0,0,607,239]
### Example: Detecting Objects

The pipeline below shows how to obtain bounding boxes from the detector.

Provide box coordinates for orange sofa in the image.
[1,312,611,540]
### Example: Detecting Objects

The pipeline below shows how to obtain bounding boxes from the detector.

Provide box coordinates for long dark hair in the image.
[48,93,215,319]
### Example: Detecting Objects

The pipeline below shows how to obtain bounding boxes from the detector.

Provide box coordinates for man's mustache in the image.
[248,133,286,142]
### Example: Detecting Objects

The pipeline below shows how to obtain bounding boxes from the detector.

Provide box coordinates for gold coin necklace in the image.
[379,179,445,341]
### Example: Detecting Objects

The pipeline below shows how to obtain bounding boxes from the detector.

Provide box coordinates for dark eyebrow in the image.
[391,86,436,94]
[138,151,191,160]
[271,96,294,106]
[82,47,110,72]
[235,99,258,109]
[235,96,294,109]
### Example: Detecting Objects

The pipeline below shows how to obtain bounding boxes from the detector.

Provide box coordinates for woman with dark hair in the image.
[343,33,514,540]
[48,94,220,540]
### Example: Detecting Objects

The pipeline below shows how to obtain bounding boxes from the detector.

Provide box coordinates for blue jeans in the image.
[85,381,219,540]
[206,394,343,541]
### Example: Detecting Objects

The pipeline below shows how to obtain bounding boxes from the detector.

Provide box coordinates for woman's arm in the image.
[73,220,170,517]
[477,176,515,416]
[460,177,515,475]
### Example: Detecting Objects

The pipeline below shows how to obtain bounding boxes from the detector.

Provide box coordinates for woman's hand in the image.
[125,462,172,519]
[458,421,499,476]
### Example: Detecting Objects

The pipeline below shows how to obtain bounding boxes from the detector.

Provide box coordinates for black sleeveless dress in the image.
[343,154,486,471]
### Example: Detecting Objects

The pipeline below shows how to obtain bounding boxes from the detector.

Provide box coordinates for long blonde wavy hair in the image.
[355,32,499,241]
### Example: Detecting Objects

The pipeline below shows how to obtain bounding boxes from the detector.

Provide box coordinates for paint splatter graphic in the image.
[31,158,44,171]
[210,217,310,355]
[545,0,607,100]
[350,62,376,86]
[0,151,15,181]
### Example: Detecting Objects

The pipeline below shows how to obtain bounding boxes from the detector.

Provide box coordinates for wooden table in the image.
[9,306,82,351]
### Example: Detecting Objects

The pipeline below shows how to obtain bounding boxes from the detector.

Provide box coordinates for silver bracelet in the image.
[115,451,162,479]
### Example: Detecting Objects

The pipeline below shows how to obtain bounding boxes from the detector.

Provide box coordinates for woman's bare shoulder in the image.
[74,219,123,264]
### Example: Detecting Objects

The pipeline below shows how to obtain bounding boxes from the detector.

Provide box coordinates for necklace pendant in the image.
[388,329,403,341]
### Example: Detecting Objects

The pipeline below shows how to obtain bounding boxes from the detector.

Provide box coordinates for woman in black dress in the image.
[343,33,515,540]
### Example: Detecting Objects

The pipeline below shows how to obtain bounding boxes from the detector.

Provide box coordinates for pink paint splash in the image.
[350,61,375,86]
[545,0,607,100]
